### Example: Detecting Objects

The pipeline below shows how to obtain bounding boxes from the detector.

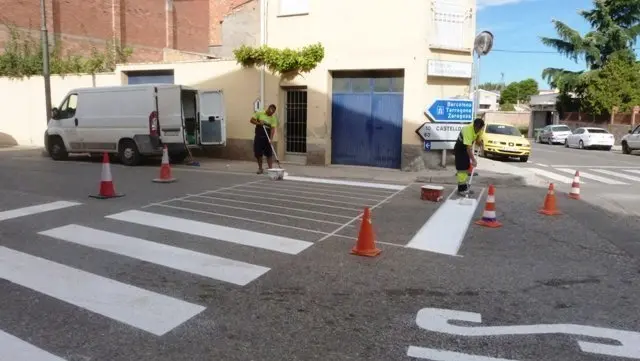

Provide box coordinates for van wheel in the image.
[47,136,68,161]
[119,139,141,166]
[169,152,188,164]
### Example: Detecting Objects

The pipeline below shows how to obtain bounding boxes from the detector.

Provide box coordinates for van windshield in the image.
[486,124,521,136]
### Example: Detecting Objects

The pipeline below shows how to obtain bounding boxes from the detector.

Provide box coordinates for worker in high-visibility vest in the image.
[454,118,485,196]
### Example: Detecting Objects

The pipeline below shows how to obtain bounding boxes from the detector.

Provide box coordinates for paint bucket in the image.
[266,168,285,181]
[421,185,444,202]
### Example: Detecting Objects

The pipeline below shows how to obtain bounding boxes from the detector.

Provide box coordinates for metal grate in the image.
[284,89,307,154]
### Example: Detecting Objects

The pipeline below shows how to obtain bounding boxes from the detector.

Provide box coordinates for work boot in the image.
[457,189,475,197]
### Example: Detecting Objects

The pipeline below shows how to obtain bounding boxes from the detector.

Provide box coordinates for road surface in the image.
[0,149,639,361]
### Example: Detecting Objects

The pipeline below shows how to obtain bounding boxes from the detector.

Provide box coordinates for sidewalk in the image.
[174,157,538,187]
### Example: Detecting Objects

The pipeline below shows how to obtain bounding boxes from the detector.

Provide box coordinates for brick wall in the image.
[208,0,255,47]
[0,0,213,62]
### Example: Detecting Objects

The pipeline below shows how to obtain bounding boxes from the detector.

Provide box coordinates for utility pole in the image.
[40,0,52,123]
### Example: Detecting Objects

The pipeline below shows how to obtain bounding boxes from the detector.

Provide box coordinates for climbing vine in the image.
[233,42,324,75]
[0,25,133,79]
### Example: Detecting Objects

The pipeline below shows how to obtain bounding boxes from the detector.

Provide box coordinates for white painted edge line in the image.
[405,188,485,256]
[590,169,640,182]
[186,192,362,212]
[0,201,81,222]
[283,175,407,191]
[0,329,67,361]
[234,184,384,202]
[523,168,575,184]
[0,246,205,336]
[407,346,519,361]
[533,163,548,167]
[106,210,313,255]
[262,181,391,197]
[39,225,271,286]
[556,168,629,185]
[225,188,375,207]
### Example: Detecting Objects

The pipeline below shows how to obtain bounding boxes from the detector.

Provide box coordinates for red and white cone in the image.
[474,184,502,228]
[90,152,124,199]
[153,145,177,183]
[568,170,580,200]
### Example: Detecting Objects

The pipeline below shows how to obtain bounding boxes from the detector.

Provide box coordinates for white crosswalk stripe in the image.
[624,169,640,175]
[524,168,576,184]
[590,169,640,182]
[1,204,315,357]
[555,168,629,185]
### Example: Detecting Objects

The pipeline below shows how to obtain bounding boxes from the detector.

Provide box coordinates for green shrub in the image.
[233,43,325,75]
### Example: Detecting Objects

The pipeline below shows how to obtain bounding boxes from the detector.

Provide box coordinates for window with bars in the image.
[284,89,308,154]
[430,0,473,51]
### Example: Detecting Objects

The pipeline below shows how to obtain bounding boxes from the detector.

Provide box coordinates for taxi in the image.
[478,122,531,162]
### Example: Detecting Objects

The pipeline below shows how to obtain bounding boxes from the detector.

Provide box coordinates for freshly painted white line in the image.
[0,201,81,222]
[407,346,517,361]
[623,169,640,175]
[556,168,629,185]
[106,210,313,255]
[239,185,384,202]
[533,163,548,167]
[0,246,205,336]
[187,194,354,219]
[177,199,349,226]
[228,188,373,207]
[524,168,575,184]
[150,203,332,236]
[590,169,640,182]
[262,182,390,197]
[196,192,361,212]
[39,225,270,286]
[405,188,485,256]
[141,180,264,209]
[0,329,67,361]
[283,175,406,191]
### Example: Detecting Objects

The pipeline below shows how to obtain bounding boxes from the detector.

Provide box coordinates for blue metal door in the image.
[331,74,404,169]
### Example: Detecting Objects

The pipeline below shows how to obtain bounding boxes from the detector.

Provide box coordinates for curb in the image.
[415,174,529,187]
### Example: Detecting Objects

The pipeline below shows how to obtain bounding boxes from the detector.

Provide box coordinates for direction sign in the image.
[426,99,474,123]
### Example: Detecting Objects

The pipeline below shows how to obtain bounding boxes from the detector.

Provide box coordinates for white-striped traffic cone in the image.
[90,152,124,199]
[153,145,177,183]
[568,170,580,200]
[475,184,502,228]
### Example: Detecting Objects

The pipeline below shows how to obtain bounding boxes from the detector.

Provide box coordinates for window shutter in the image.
[430,0,473,51]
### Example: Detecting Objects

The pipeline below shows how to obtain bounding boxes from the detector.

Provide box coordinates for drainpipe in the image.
[259,0,267,108]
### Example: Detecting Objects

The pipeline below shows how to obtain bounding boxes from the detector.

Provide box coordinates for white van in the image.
[44,84,226,166]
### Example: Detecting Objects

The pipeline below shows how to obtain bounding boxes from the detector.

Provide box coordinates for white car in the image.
[621,124,640,154]
[564,127,614,150]
[538,124,572,145]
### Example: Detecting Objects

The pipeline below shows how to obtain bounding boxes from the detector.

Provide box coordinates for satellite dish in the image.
[473,31,494,56]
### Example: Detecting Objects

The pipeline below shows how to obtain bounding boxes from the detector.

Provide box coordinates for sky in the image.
[476,0,598,89]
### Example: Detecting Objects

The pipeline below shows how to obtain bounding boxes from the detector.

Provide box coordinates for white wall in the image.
[0,74,119,147]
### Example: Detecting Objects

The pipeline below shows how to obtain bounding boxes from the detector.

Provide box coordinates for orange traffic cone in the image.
[89,152,124,199]
[539,183,561,216]
[153,145,177,183]
[568,170,580,200]
[475,184,502,228]
[351,207,381,257]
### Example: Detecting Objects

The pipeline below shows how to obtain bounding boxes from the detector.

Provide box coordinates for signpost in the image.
[416,122,466,151]
[425,99,474,123]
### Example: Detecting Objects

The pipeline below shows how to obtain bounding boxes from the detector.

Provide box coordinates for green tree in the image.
[498,78,539,104]
[479,82,505,91]
[582,51,640,114]
[539,0,640,92]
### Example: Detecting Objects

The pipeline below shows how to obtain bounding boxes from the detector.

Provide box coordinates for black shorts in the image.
[454,144,470,171]
[253,136,273,158]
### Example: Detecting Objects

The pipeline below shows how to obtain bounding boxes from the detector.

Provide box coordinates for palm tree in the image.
[540,0,640,89]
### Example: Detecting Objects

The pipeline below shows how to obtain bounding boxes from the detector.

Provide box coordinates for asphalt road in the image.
[1,149,640,361]
[505,142,640,216]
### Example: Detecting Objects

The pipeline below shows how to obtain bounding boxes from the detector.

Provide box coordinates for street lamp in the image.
[40,0,52,123]
[472,31,494,119]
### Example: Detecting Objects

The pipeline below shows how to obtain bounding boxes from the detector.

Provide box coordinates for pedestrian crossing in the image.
[0,199,315,360]
[525,166,640,186]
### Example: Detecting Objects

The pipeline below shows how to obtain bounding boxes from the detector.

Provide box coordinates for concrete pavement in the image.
[1,149,640,360]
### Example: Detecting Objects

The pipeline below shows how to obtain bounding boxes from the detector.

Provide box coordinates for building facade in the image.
[0,0,251,63]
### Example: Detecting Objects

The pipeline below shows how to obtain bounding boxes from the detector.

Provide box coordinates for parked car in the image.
[564,127,614,150]
[479,122,531,162]
[621,124,640,154]
[537,124,572,145]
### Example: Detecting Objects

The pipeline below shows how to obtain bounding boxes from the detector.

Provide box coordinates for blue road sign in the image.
[424,141,431,150]
[426,99,474,123]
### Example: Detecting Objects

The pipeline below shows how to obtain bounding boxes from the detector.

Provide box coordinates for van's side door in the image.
[197,90,226,145]
[55,93,83,150]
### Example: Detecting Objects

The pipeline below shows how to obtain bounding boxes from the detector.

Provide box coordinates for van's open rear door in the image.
[197,90,226,145]
[155,85,183,144]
